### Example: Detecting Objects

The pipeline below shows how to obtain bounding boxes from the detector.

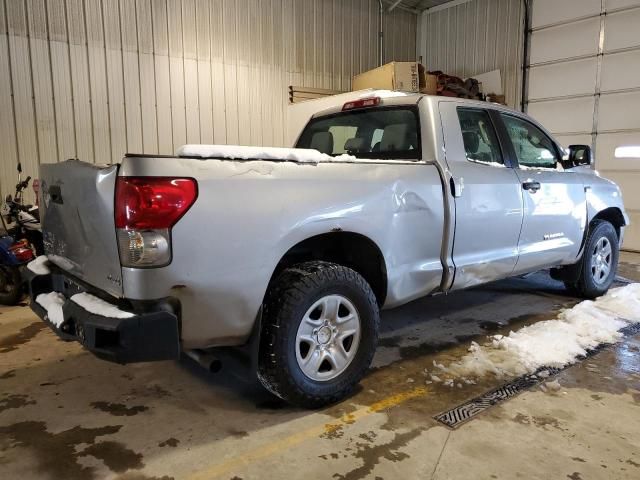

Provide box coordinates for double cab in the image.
[28,92,628,407]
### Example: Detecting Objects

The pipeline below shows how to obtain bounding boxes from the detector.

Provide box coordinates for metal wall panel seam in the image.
[98,0,114,164]
[163,0,174,152]
[527,92,599,103]
[64,0,80,158]
[528,52,599,68]
[193,0,201,143]
[531,12,602,32]
[502,0,511,85]
[596,127,640,134]
[2,0,20,172]
[257,0,264,144]
[483,1,491,72]
[116,0,129,154]
[149,0,160,153]
[591,0,606,154]
[605,3,640,14]
[206,0,214,144]
[42,0,60,162]
[191,0,202,143]
[134,0,145,152]
[531,3,640,32]
[528,43,640,69]
[233,0,240,144]
[218,0,227,145]
[601,86,640,96]
[24,0,42,167]
[81,0,97,162]
[180,0,188,147]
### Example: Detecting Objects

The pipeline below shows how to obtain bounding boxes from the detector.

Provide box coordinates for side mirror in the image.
[567,144,592,167]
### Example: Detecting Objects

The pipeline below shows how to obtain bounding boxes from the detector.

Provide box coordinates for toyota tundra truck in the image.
[27,92,628,407]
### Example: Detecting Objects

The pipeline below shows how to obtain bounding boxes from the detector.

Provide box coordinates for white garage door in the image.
[526,0,640,250]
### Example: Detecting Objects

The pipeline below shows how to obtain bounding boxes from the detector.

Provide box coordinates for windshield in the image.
[296,106,421,160]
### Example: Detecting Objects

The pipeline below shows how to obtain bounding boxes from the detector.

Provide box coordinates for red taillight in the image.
[10,240,35,262]
[115,177,198,229]
[342,97,381,111]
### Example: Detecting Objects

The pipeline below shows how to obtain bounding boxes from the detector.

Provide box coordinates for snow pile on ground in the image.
[177,144,356,163]
[70,292,134,319]
[36,292,65,327]
[27,255,50,275]
[427,284,640,383]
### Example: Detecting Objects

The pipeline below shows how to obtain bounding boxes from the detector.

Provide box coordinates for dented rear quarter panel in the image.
[118,157,446,349]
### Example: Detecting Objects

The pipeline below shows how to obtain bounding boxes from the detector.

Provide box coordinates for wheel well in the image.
[591,207,626,238]
[269,232,388,306]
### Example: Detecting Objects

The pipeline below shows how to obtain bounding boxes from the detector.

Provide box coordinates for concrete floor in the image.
[2,254,640,480]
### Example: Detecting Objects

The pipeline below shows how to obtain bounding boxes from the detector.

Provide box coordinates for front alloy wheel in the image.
[590,236,612,285]
[570,220,619,298]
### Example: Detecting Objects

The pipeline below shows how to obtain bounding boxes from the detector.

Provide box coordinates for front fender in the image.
[586,175,627,226]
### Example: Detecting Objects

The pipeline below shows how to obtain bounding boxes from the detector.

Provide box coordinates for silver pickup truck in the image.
[28,93,628,407]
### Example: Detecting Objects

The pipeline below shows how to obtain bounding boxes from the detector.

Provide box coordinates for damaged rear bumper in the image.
[26,267,180,364]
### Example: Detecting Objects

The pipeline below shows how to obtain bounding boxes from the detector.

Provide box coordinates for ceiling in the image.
[386,0,458,13]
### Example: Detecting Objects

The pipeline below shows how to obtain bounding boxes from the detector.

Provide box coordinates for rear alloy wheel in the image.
[258,261,379,408]
[570,220,619,299]
[295,294,361,382]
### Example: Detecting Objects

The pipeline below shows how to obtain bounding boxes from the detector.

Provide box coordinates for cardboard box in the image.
[420,73,438,95]
[486,93,506,105]
[352,62,419,93]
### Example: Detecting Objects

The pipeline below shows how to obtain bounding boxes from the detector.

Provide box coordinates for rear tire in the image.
[258,261,379,408]
[0,265,22,305]
[568,220,619,299]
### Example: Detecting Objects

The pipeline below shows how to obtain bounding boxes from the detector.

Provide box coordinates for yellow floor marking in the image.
[187,386,428,480]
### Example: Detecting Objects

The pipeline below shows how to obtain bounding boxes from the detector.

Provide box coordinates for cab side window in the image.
[456,108,504,166]
[500,114,559,169]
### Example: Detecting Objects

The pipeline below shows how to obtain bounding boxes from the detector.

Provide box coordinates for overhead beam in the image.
[422,0,473,14]
[387,0,404,12]
[381,0,420,14]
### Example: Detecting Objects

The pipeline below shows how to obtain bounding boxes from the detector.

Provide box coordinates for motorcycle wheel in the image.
[0,265,23,305]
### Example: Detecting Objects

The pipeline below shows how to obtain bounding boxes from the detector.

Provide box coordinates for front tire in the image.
[258,261,379,408]
[0,265,22,305]
[568,220,619,299]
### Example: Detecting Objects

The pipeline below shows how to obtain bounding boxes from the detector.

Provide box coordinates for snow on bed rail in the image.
[177,144,356,163]
[425,283,640,384]
[36,292,65,327]
[70,292,135,319]
[27,255,50,275]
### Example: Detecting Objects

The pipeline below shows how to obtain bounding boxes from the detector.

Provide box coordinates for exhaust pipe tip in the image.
[209,358,222,373]
[185,349,222,374]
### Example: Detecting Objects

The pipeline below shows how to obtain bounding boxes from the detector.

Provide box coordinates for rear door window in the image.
[296,107,421,160]
[456,108,504,166]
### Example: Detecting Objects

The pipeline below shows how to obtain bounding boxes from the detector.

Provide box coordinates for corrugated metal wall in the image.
[417,0,525,108]
[0,0,416,199]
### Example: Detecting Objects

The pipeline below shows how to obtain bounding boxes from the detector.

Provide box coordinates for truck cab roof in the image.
[310,90,521,120]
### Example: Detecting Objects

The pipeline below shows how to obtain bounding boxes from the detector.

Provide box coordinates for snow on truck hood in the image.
[177,144,356,163]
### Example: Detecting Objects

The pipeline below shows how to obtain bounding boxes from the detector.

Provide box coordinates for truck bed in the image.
[38,154,446,349]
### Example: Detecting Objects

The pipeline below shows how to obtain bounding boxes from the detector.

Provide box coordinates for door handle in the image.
[522,181,541,193]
